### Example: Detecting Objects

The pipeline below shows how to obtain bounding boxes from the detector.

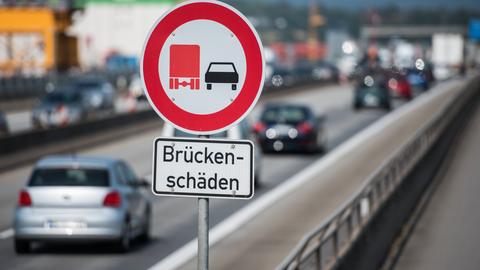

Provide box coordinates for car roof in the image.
[36,155,118,169]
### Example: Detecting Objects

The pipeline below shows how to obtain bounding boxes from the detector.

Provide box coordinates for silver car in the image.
[31,90,89,129]
[13,155,151,253]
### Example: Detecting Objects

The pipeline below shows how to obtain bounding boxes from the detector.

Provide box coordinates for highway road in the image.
[0,83,392,269]
[395,101,480,270]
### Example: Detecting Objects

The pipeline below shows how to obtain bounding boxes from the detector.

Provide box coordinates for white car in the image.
[162,119,263,186]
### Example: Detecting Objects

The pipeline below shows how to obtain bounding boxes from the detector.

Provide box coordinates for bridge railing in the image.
[277,75,479,270]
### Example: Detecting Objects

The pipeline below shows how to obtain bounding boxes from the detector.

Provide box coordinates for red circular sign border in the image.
[141,1,264,134]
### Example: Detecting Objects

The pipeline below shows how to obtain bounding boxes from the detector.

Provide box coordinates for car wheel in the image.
[232,84,237,90]
[384,103,392,111]
[139,209,151,242]
[206,83,212,90]
[116,220,131,253]
[14,239,31,254]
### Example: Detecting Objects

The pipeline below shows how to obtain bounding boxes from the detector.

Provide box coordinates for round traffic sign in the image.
[140,1,264,134]
[141,0,264,134]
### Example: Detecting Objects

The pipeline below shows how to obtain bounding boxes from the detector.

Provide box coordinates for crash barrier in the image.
[277,74,480,270]
[0,68,337,102]
[0,70,135,101]
[0,108,157,158]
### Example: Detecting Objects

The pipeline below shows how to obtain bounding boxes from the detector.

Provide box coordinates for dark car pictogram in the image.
[205,62,239,90]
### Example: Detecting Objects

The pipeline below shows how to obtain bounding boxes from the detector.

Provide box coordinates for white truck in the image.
[431,33,464,80]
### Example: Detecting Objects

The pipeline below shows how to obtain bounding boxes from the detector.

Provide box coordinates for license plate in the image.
[364,94,379,106]
[273,124,291,136]
[45,220,87,229]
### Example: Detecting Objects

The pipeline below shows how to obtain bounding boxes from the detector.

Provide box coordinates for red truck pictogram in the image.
[169,44,200,90]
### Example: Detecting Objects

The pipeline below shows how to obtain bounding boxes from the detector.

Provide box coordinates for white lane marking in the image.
[147,80,462,270]
[0,228,14,239]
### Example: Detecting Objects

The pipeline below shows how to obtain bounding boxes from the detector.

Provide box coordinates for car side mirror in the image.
[129,178,150,188]
[138,177,151,188]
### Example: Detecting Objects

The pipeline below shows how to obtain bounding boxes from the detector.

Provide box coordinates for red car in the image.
[386,71,412,100]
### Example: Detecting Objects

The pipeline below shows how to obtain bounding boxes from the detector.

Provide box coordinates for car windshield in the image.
[43,91,82,104]
[29,168,110,187]
[261,106,308,124]
[208,63,235,73]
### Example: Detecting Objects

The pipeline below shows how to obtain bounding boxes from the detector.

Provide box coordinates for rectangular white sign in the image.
[152,137,254,199]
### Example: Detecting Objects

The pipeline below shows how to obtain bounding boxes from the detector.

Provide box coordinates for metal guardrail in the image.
[277,75,479,270]
[0,70,135,101]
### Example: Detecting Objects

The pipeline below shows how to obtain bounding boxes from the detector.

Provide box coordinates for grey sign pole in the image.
[198,135,210,270]
[198,197,209,270]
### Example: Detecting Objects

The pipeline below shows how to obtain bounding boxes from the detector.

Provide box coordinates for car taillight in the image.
[297,122,313,134]
[18,190,32,207]
[252,122,266,133]
[388,78,398,90]
[103,191,121,208]
[56,105,67,113]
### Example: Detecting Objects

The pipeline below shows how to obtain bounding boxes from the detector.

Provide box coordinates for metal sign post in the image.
[198,134,209,270]
[198,197,209,270]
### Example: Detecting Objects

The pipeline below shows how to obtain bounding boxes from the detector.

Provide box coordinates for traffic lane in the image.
[0,83,372,269]
[0,106,387,270]
[0,82,350,230]
[395,103,480,270]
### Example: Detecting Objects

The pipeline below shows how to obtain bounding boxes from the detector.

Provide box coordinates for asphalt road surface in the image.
[0,83,392,270]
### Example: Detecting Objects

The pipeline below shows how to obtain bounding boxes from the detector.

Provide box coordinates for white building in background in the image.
[70,0,175,69]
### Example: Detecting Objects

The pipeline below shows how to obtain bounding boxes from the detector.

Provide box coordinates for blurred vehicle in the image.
[264,64,295,89]
[162,120,263,186]
[292,60,315,83]
[253,104,326,153]
[13,155,151,253]
[312,61,340,82]
[336,55,358,78]
[32,89,89,129]
[353,74,392,111]
[432,33,464,80]
[105,54,138,73]
[386,71,412,100]
[404,59,435,93]
[74,78,115,114]
[128,74,146,100]
[405,68,430,92]
[0,111,9,136]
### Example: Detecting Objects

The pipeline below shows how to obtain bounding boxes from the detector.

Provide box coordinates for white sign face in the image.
[158,20,247,115]
[152,137,254,199]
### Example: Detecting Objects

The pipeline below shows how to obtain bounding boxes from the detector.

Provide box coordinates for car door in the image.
[113,163,136,221]
[119,162,145,230]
